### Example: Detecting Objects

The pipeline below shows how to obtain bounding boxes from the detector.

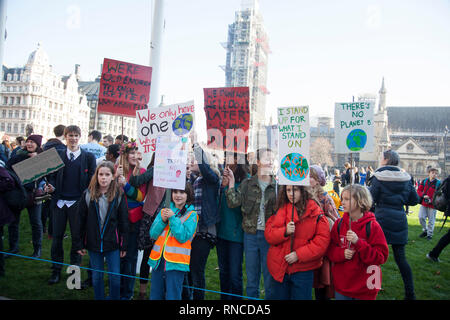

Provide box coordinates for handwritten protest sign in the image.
[153,135,188,190]
[136,100,195,156]
[98,58,152,117]
[12,148,64,185]
[277,106,310,186]
[203,87,250,153]
[334,101,374,153]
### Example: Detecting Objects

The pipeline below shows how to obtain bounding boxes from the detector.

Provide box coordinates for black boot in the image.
[48,270,61,285]
[31,247,41,258]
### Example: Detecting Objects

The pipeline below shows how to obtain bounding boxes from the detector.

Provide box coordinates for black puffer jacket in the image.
[369,166,420,245]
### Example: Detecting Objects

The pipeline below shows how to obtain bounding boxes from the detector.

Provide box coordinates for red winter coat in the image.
[326,211,389,300]
[417,178,441,208]
[265,200,330,283]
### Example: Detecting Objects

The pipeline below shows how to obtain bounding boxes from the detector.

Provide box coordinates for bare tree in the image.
[310,137,334,166]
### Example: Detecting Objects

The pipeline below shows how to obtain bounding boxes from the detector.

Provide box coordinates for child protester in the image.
[264,185,330,300]
[148,183,198,300]
[327,184,389,300]
[74,161,129,300]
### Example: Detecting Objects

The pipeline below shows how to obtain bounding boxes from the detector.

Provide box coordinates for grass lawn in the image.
[1,192,449,300]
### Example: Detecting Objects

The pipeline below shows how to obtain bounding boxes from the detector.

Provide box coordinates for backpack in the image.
[327,190,344,217]
[337,218,371,239]
[1,167,28,212]
[432,177,448,213]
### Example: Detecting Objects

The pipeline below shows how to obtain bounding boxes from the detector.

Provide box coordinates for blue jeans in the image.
[243,231,271,299]
[150,258,186,300]
[268,271,313,300]
[120,221,140,300]
[335,291,358,300]
[89,250,121,300]
[216,238,244,300]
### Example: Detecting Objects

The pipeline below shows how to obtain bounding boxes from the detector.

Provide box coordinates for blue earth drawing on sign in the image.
[346,129,367,151]
[280,153,309,182]
[172,113,193,136]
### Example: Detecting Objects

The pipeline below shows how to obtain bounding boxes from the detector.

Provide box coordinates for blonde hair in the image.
[341,184,373,213]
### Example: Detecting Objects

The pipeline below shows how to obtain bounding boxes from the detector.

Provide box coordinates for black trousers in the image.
[188,236,214,300]
[0,226,4,276]
[392,244,415,299]
[430,228,450,258]
[50,202,81,272]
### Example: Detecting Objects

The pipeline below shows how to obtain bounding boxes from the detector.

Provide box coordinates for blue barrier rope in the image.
[0,250,262,301]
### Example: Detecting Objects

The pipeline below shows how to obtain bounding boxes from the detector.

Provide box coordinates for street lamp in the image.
[444,125,449,177]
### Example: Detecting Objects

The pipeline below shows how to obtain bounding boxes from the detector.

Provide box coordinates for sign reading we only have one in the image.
[204,87,250,153]
[98,58,152,117]
[136,101,195,155]
[334,101,374,154]
[277,106,310,186]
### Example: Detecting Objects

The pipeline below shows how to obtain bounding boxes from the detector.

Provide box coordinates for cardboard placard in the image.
[12,148,65,185]
[98,58,152,117]
[334,101,374,153]
[153,135,188,190]
[277,106,310,186]
[136,100,195,156]
[203,87,250,153]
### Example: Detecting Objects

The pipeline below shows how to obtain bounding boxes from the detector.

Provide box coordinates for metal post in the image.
[444,126,448,177]
[148,0,165,109]
[142,0,165,170]
[0,0,7,82]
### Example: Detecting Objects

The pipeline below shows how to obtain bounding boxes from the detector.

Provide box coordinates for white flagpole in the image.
[0,0,7,82]
[141,0,165,169]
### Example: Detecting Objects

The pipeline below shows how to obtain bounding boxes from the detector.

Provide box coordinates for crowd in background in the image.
[0,124,449,301]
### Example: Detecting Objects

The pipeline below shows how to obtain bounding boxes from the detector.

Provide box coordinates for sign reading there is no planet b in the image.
[334,101,374,154]
[277,106,310,186]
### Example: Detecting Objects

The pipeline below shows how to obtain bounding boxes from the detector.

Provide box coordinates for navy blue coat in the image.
[369,166,420,245]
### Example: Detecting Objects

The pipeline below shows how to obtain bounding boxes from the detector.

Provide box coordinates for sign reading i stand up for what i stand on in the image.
[277,106,310,186]
[334,101,374,153]
[98,58,153,117]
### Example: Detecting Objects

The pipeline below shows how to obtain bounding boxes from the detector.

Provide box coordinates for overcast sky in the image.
[3,0,450,136]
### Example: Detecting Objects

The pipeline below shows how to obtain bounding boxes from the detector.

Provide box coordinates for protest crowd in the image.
[0,122,449,301]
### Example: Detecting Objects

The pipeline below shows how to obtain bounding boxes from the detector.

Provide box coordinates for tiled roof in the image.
[387,107,450,132]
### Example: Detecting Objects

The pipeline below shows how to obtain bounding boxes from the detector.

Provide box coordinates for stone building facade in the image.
[0,44,90,143]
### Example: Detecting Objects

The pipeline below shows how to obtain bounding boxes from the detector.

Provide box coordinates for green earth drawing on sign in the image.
[172,113,193,136]
[280,153,309,182]
[346,129,367,151]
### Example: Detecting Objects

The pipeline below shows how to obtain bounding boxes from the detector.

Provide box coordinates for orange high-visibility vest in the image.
[149,210,197,265]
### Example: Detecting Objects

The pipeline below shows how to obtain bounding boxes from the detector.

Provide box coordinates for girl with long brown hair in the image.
[264,184,330,300]
[75,161,129,300]
[115,139,147,300]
